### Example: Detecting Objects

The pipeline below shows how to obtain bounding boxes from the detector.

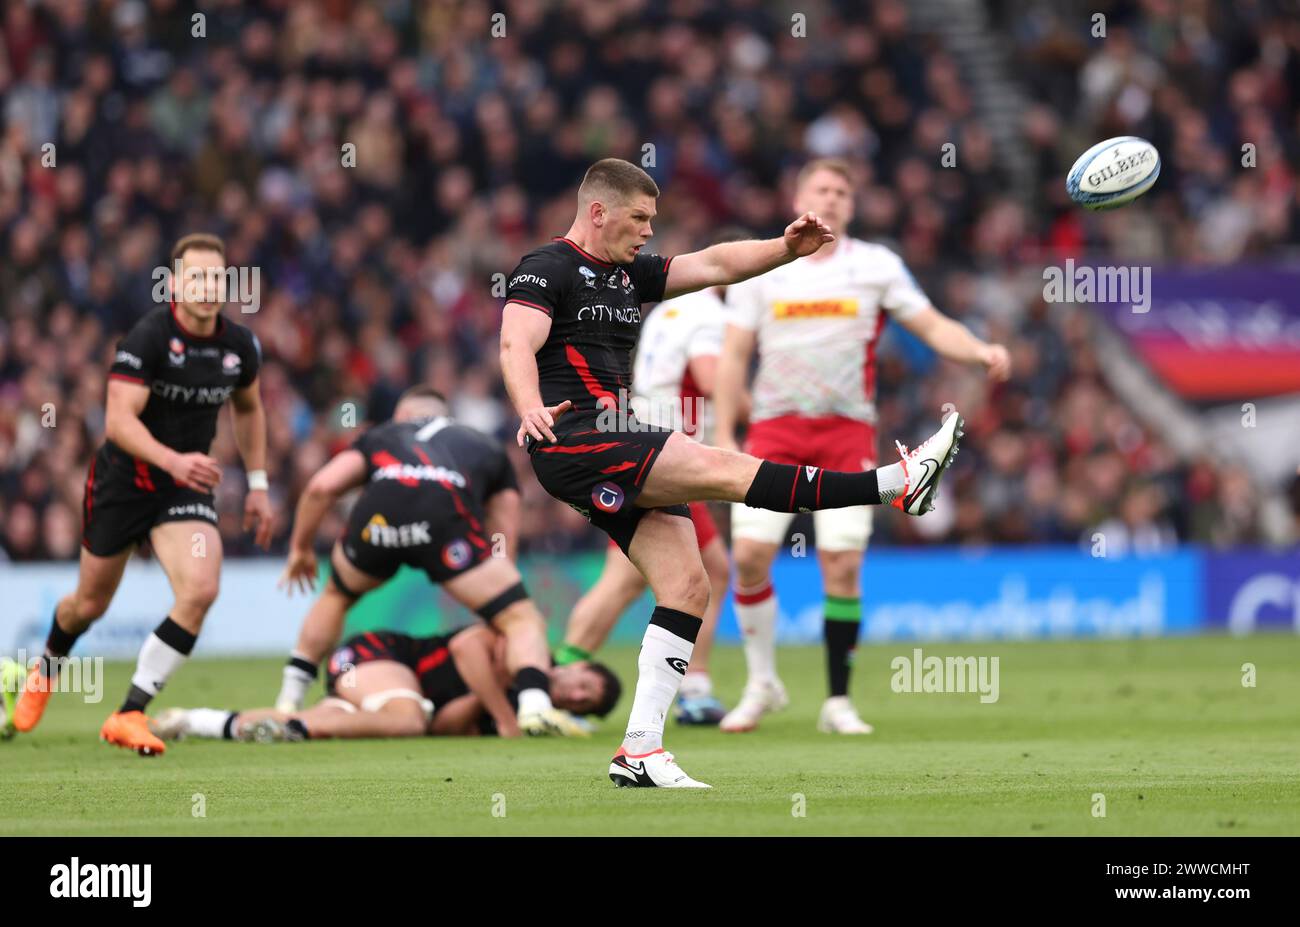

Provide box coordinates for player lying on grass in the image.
[12,233,274,756]
[273,386,587,736]
[555,282,733,726]
[152,624,621,742]
[501,158,964,788]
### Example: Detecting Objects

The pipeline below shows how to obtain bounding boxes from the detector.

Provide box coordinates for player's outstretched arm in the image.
[662,212,835,299]
[106,378,222,491]
[449,627,521,737]
[897,306,1011,382]
[230,379,274,549]
[279,449,368,595]
[500,303,571,445]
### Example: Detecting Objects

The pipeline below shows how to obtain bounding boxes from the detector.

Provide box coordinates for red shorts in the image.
[607,500,718,552]
[744,415,877,472]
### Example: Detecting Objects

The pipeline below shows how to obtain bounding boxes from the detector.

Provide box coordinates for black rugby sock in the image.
[743,461,881,512]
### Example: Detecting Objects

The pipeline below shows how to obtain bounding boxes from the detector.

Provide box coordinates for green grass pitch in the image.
[3,634,1298,835]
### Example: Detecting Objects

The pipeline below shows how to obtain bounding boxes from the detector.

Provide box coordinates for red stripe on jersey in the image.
[364,632,384,652]
[815,467,824,507]
[508,299,552,316]
[601,460,638,474]
[633,447,657,486]
[536,442,624,455]
[416,646,449,676]
[134,458,156,492]
[787,468,797,512]
[372,449,419,487]
[864,306,888,406]
[565,344,617,407]
[108,373,146,385]
[553,237,613,267]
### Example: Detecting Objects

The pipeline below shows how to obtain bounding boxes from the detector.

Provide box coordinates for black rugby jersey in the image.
[105,305,261,482]
[349,417,518,507]
[504,238,673,413]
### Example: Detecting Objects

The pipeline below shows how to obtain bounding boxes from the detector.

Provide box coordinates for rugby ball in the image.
[1066,136,1160,210]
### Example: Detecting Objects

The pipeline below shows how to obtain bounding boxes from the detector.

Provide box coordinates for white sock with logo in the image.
[622,609,700,755]
[734,580,778,686]
[876,460,906,501]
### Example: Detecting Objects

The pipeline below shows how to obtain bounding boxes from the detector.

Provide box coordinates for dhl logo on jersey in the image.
[772,298,859,319]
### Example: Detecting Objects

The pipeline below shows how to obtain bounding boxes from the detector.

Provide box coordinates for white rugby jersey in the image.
[630,288,724,439]
[723,237,929,425]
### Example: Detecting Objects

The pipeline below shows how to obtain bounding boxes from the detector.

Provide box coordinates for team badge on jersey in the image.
[442,538,472,570]
[222,352,242,375]
[591,481,625,513]
[168,337,186,367]
[579,266,598,288]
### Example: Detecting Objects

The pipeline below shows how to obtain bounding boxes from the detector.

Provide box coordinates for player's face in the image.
[602,195,656,264]
[549,664,607,716]
[794,169,853,235]
[171,247,227,321]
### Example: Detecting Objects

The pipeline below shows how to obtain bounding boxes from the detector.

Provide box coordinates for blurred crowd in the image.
[2,0,1298,562]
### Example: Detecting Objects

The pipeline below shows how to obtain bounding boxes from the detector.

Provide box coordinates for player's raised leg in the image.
[13,546,131,732]
[100,520,222,755]
[608,509,711,788]
[635,412,963,514]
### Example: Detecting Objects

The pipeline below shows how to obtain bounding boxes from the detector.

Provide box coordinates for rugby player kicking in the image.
[11,234,274,755]
[715,159,1011,734]
[555,281,731,725]
[273,386,587,736]
[153,624,620,742]
[500,158,964,788]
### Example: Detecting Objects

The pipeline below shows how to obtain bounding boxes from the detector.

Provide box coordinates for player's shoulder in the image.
[511,240,573,271]
[846,237,907,270]
[219,313,261,353]
[123,305,172,338]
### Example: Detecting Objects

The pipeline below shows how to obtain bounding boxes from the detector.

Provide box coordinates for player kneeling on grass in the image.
[11,233,274,756]
[274,386,586,736]
[153,624,620,742]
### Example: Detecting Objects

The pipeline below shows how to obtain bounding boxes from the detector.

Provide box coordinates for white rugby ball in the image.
[1066,136,1160,210]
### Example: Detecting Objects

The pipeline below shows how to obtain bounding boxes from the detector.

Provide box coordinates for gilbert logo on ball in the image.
[1066,136,1160,210]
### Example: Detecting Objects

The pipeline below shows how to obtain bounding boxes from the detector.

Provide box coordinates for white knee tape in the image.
[360,688,435,720]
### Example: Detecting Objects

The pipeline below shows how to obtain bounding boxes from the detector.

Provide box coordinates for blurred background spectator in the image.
[1,0,1297,561]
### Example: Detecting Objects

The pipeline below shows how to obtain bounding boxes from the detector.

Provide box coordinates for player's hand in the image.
[167,452,222,491]
[516,399,572,446]
[980,343,1012,382]
[279,546,318,596]
[244,488,274,549]
[782,211,835,258]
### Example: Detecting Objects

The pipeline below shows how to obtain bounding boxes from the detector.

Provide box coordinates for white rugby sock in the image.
[186,708,234,739]
[876,460,906,501]
[276,653,318,711]
[124,618,195,710]
[622,609,700,755]
[734,580,778,686]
